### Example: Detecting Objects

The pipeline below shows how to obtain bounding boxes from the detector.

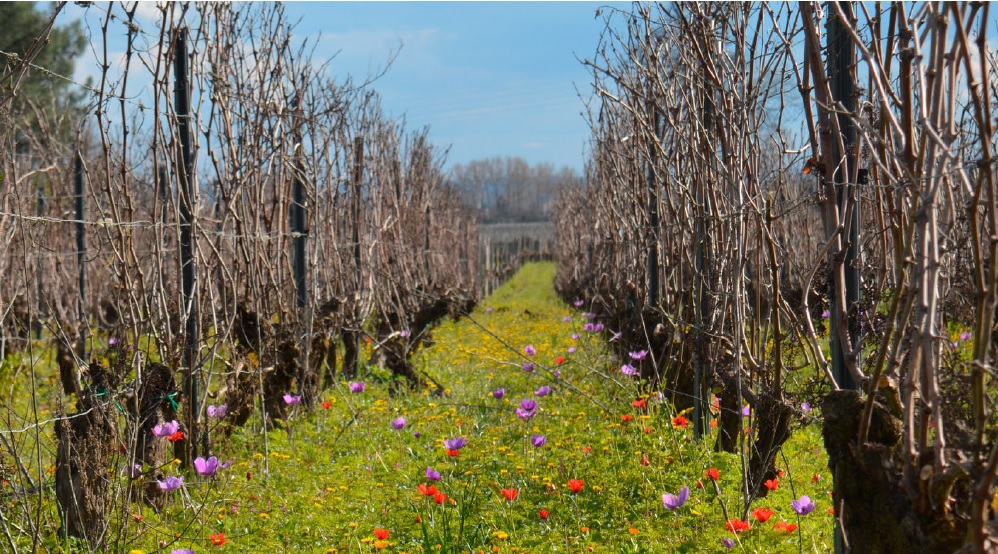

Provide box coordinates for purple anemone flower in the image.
[443,437,466,451]
[194,456,222,477]
[791,495,816,515]
[629,350,648,361]
[662,486,689,510]
[492,388,505,399]
[426,466,441,481]
[620,364,639,376]
[562,316,572,323]
[349,381,365,393]
[391,417,406,430]
[207,404,227,418]
[721,538,736,548]
[535,386,551,397]
[522,362,535,372]
[283,394,301,405]
[531,434,546,447]
[524,345,536,356]
[157,475,183,492]
[152,420,179,438]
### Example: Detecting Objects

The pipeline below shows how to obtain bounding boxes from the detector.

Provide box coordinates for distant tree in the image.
[449,156,582,223]
[0,2,87,144]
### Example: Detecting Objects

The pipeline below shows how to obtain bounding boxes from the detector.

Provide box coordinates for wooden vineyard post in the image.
[75,151,87,359]
[827,4,860,552]
[174,26,202,464]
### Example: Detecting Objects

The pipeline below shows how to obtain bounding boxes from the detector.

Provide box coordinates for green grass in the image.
[3,261,834,553]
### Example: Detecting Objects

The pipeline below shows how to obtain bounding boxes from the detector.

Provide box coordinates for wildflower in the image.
[426,466,441,481]
[705,468,720,481]
[167,431,185,442]
[446,449,460,457]
[742,405,751,417]
[721,538,736,548]
[531,434,547,447]
[571,333,580,341]
[157,476,183,492]
[374,528,389,540]
[152,420,179,437]
[594,323,605,332]
[573,300,584,307]
[764,478,779,490]
[821,310,830,318]
[486,307,494,313]
[109,337,120,346]
[433,491,448,504]
[373,540,388,549]
[555,356,566,365]
[960,331,972,341]
[522,362,535,372]
[752,507,775,522]
[629,350,648,360]
[812,473,821,483]
[640,453,650,465]
[413,431,422,438]
[517,399,538,419]
[567,479,584,494]
[710,420,718,428]
[171,550,195,554]
[611,331,623,341]
[417,483,439,496]
[194,456,222,477]
[501,488,518,501]
[283,393,301,405]
[322,400,332,409]
[535,386,551,397]
[492,388,505,399]
[774,520,799,533]
[632,398,646,409]
[399,329,410,337]
[791,495,816,515]
[583,323,595,332]
[494,531,509,540]
[629,527,639,535]
[539,508,549,520]
[126,464,142,479]
[801,401,812,414]
[524,345,536,356]
[662,486,689,510]
[620,364,639,376]
[621,414,633,422]
[725,519,750,533]
[562,316,572,323]
[207,404,226,418]
[210,532,226,546]
[553,369,561,379]
[443,437,466,451]
[349,382,365,393]
[391,417,406,430]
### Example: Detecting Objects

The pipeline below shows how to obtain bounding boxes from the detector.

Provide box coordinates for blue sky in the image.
[62,2,610,174]
[284,2,606,173]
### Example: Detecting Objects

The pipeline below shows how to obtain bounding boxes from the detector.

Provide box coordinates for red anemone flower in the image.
[538,509,549,520]
[501,488,518,501]
[210,532,227,545]
[725,519,750,533]
[764,478,779,490]
[705,468,720,481]
[167,431,185,443]
[752,508,775,522]
[567,479,585,494]
[374,528,389,540]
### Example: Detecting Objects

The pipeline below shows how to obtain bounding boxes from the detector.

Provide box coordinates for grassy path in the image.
[61,262,833,553]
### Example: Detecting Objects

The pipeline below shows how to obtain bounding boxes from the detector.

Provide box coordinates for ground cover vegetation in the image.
[0,2,997,553]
